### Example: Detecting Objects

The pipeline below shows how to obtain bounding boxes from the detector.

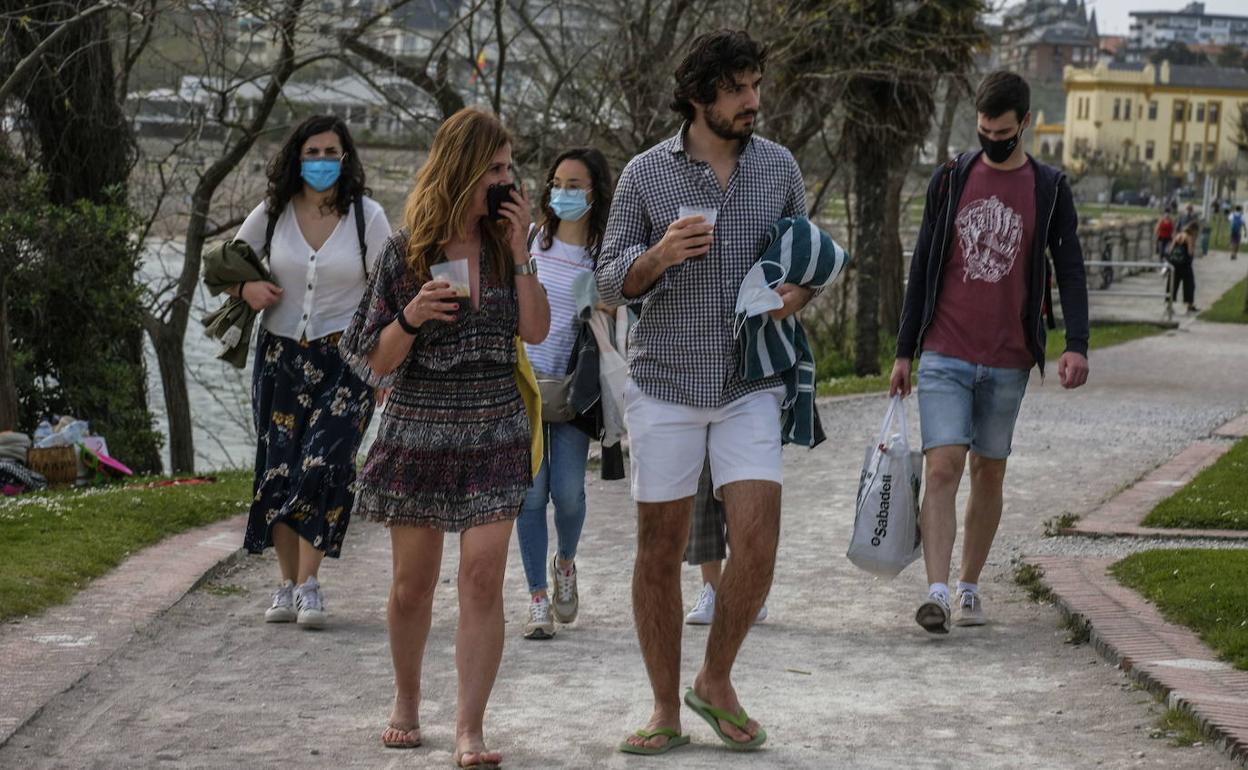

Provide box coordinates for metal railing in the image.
[1083,258,1174,322]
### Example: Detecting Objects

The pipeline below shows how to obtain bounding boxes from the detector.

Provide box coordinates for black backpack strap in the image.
[263,206,279,260]
[526,223,538,252]
[354,198,368,280]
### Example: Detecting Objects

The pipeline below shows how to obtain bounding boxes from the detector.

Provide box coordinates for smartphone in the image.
[486,183,518,221]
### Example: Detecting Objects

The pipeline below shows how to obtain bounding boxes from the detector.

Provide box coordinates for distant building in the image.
[233,0,460,72]
[1098,35,1127,58]
[1060,60,1248,193]
[129,74,436,140]
[1128,3,1248,53]
[360,0,460,59]
[999,0,1100,82]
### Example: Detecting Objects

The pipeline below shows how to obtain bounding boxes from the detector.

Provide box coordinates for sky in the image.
[1070,1,1245,35]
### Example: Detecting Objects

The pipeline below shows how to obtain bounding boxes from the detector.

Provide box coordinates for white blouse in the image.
[234,196,392,341]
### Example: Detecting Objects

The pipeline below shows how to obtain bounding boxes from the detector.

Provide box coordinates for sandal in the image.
[453,748,502,769]
[381,723,421,749]
[618,726,691,755]
[683,688,767,751]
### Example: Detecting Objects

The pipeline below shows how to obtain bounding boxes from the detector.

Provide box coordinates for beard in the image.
[705,103,757,141]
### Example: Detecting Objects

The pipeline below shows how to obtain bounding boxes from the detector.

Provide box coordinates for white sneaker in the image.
[954,590,986,627]
[294,576,326,628]
[549,556,579,624]
[686,583,716,625]
[916,591,951,634]
[523,596,555,640]
[264,580,296,623]
[685,583,767,625]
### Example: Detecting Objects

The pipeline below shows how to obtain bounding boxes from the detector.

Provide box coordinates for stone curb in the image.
[0,513,247,749]
[1024,555,1248,768]
[1066,413,1248,540]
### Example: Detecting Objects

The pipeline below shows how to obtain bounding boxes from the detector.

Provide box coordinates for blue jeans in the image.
[917,351,1030,460]
[516,422,591,593]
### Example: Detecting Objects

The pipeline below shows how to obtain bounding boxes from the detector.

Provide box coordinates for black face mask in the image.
[978,127,1023,164]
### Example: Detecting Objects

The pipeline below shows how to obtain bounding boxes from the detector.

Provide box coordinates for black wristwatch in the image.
[394,310,420,335]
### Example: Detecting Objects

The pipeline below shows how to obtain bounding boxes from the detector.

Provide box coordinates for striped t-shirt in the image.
[525,233,594,377]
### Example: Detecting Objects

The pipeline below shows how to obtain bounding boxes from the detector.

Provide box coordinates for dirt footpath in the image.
[2,254,1245,770]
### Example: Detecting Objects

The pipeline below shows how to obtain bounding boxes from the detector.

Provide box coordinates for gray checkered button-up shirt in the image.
[596,128,807,408]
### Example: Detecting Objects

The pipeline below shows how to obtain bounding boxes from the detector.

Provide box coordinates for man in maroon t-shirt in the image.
[889,71,1090,634]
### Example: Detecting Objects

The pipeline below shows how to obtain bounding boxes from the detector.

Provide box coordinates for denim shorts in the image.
[917,351,1031,460]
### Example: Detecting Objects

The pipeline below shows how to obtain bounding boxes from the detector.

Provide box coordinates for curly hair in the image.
[264,115,369,223]
[402,107,514,283]
[535,147,613,258]
[670,30,767,122]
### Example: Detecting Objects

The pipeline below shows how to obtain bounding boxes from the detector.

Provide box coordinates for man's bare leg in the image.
[959,453,1008,585]
[623,498,693,751]
[920,445,970,587]
[692,479,779,744]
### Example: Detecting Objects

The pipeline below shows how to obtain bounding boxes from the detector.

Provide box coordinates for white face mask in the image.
[734,259,785,337]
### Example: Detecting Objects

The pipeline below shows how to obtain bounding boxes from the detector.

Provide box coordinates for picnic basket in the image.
[26,446,79,486]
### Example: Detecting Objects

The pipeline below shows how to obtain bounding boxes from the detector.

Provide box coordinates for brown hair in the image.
[975,71,1030,122]
[402,107,514,282]
[670,30,767,122]
[536,147,613,256]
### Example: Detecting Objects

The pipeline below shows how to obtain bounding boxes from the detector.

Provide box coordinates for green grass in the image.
[0,471,252,621]
[1142,437,1248,530]
[1111,549,1248,670]
[1013,562,1055,604]
[1046,322,1168,363]
[1198,277,1248,324]
[813,323,1166,399]
[1155,707,1207,748]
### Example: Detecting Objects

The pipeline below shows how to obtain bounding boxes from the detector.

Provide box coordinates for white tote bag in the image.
[846,396,923,578]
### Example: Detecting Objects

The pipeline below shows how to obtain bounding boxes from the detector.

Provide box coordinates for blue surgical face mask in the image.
[301,158,341,192]
[549,188,591,222]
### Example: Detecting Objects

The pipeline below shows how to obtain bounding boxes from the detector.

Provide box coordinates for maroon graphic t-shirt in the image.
[923,158,1036,370]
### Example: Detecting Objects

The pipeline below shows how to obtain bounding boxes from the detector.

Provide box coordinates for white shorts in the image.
[624,379,784,503]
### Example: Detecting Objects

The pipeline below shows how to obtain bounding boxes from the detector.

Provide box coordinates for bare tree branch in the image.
[0,0,138,104]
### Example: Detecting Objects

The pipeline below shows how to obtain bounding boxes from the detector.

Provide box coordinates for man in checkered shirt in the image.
[596,29,812,755]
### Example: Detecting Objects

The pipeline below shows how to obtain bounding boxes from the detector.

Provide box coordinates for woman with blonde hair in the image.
[340,107,549,768]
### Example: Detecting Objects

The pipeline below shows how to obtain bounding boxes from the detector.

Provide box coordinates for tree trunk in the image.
[0,274,19,432]
[878,151,912,335]
[10,1,134,206]
[143,0,307,474]
[153,325,195,474]
[936,76,962,166]
[149,193,206,475]
[853,141,888,376]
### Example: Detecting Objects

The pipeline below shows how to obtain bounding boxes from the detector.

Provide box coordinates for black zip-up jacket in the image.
[896,150,1089,372]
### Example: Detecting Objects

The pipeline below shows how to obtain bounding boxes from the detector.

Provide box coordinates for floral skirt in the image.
[244,330,374,558]
[354,360,530,532]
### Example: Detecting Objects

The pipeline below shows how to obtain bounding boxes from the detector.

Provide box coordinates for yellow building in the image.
[1058,60,1248,194]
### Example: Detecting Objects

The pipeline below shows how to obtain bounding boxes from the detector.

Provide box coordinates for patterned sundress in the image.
[339,231,530,531]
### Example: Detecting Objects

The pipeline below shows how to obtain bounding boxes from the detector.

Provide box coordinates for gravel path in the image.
[2,253,1245,770]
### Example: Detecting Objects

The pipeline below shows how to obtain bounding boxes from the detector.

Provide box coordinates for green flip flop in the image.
[683,689,767,751]
[617,727,691,755]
